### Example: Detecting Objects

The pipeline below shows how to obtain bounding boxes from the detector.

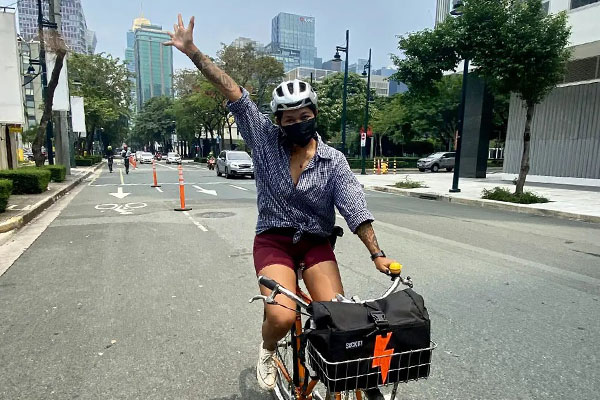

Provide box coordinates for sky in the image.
[79,0,437,72]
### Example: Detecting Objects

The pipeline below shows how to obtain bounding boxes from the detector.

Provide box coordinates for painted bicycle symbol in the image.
[95,202,147,215]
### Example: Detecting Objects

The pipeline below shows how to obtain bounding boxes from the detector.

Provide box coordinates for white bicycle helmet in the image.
[270,79,318,113]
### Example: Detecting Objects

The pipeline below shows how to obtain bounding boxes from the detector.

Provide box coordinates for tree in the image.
[33,32,67,166]
[131,96,175,149]
[314,73,375,143]
[393,0,571,194]
[253,55,285,108]
[68,53,133,154]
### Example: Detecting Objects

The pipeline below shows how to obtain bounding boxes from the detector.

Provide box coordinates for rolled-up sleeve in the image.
[333,157,374,233]
[227,88,275,149]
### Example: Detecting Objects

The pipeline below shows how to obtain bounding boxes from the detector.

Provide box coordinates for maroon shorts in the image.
[253,232,337,275]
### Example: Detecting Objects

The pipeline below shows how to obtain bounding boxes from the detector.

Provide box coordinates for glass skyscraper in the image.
[266,12,317,72]
[17,0,95,54]
[126,17,173,111]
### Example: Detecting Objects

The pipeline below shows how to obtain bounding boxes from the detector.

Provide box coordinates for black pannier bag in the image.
[305,288,432,393]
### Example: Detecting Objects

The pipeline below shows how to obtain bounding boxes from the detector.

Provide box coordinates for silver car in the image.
[417,152,455,172]
[216,150,254,179]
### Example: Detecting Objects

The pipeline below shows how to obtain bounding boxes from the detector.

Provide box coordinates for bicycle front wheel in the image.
[273,331,295,400]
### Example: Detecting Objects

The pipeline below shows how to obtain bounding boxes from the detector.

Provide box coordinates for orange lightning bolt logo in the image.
[372,332,394,384]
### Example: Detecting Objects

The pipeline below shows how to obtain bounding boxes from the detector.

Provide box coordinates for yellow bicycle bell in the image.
[389,262,402,275]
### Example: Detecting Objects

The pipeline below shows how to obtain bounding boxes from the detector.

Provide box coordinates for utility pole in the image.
[37,0,58,165]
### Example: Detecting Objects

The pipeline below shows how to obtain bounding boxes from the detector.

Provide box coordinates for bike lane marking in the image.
[155,187,163,193]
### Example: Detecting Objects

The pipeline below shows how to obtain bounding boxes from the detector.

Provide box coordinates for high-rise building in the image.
[231,36,265,53]
[126,17,173,111]
[17,0,95,54]
[266,12,318,72]
[435,0,453,26]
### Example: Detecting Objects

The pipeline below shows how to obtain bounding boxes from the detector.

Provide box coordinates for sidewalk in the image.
[0,163,103,233]
[357,171,600,223]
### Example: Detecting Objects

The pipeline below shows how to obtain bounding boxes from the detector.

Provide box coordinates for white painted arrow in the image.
[109,186,130,199]
[193,185,217,196]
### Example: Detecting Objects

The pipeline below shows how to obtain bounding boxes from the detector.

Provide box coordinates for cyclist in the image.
[165,14,399,392]
[106,145,114,173]
[121,145,131,175]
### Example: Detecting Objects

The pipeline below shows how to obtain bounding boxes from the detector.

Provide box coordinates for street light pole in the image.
[450,59,469,192]
[341,30,349,155]
[449,0,466,193]
[361,49,372,175]
[333,30,350,155]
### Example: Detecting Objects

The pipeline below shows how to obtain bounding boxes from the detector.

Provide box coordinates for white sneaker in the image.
[256,342,277,391]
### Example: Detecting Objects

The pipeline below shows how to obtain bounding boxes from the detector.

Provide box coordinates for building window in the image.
[542,1,550,14]
[563,56,600,83]
[570,0,599,9]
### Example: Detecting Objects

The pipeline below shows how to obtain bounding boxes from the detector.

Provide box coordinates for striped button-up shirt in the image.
[228,89,374,242]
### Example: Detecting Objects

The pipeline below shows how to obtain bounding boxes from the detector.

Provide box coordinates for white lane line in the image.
[229,184,249,191]
[182,210,208,232]
[155,187,163,193]
[156,163,179,171]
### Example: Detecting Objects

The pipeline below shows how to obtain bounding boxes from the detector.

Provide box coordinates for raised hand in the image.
[164,14,196,55]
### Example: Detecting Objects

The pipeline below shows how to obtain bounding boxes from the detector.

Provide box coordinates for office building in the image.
[18,39,44,131]
[502,0,600,179]
[321,59,342,72]
[231,36,265,52]
[348,58,369,74]
[126,16,174,111]
[435,0,452,25]
[266,12,318,72]
[17,0,95,54]
[373,67,408,95]
[285,67,340,83]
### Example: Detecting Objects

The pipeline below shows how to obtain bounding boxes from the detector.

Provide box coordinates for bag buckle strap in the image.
[369,311,389,330]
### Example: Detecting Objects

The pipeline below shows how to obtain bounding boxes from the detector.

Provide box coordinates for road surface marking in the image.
[87,167,103,186]
[193,185,218,196]
[229,184,248,191]
[119,168,124,185]
[94,202,146,215]
[156,163,179,171]
[109,187,130,199]
[374,219,600,286]
[182,210,208,231]
[155,187,163,193]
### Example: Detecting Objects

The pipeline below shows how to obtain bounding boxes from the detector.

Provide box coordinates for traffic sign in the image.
[361,132,367,147]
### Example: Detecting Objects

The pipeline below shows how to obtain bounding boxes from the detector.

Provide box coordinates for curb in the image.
[0,162,104,234]
[368,185,600,224]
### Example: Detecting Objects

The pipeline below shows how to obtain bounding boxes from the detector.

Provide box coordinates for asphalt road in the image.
[1,160,598,400]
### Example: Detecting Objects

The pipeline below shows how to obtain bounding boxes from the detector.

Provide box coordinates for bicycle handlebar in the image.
[251,271,413,312]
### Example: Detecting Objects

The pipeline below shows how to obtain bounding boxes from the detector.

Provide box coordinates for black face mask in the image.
[281,118,317,147]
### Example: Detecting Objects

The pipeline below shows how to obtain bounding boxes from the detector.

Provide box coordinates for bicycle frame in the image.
[279,284,363,400]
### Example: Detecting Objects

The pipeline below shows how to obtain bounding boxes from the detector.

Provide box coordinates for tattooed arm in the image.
[356,222,397,274]
[164,14,242,102]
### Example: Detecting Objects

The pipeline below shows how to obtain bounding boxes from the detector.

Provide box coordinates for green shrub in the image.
[194,157,208,163]
[43,165,67,182]
[0,168,51,194]
[0,179,13,213]
[482,187,549,204]
[394,176,427,189]
[487,159,504,167]
[75,156,93,166]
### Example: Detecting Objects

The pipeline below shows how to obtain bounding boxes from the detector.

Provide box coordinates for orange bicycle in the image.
[249,263,436,400]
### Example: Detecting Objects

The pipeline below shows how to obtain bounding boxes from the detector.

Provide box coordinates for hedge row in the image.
[0,168,51,194]
[75,155,102,166]
[194,157,208,163]
[0,179,13,213]
[21,165,66,182]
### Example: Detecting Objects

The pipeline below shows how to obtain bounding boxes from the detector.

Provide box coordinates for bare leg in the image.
[302,260,344,301]
[258,264,298,351]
